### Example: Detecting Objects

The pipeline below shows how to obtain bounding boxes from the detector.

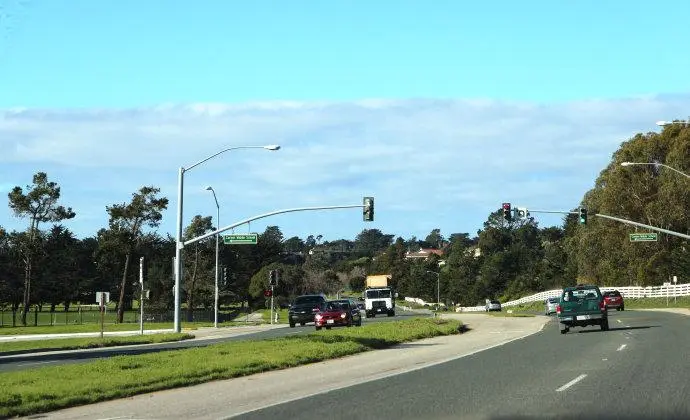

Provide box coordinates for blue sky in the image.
[1,0,690,243]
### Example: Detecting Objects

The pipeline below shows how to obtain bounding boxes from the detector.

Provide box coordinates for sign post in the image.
[663,281,671,306]
[95,291,110,339]
[673,276,678,304]
[629,233,658,242]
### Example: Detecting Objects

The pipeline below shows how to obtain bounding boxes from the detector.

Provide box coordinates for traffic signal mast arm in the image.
[184,204,367,247]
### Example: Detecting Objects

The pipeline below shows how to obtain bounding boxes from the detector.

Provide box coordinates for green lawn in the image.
[0,333,193,354]
[0,318,463,418]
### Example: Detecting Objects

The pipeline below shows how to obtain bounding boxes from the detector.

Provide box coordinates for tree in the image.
[183,215,214,320]
[106,186,168,323]
[7,172,75,325]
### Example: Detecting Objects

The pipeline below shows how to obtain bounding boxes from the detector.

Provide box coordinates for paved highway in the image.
[0,310,428,372]
[237,310,690,420]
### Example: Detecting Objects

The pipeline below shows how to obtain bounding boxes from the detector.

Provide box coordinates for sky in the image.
[1,0,690,243]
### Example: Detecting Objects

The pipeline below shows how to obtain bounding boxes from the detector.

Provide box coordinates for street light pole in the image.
[620,162,690,179]
[656,120,689,127]
[173,145,280,333]
[206,186,220,328]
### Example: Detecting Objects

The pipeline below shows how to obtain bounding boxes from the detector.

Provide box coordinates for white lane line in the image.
[625,325,631,328]
[617,344,627,351]
[617,319,622,323]
[15,361,58,367]
[602,358,608,361]
[556,374,587,392]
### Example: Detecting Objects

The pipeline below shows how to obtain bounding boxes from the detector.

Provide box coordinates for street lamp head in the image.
[656,121,670,127]
[263,145,281,151]
[205,186,214,191]
[620,162,632,167]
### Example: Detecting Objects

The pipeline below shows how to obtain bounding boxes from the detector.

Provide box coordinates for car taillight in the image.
[556,305,561,314]
[312,307,320,312]
[315,314,322,320]
[599,300,606,311]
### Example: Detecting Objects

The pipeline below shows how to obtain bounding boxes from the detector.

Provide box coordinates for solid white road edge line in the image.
[617,344,627,351]
[556,374,587,392]
[226,321,549,419]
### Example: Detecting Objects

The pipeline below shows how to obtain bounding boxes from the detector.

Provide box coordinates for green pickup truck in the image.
[556,284,609,334]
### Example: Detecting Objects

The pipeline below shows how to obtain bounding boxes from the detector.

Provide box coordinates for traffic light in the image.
[268,269,278,286]
[579,207,588,225]
[363,196,374,222]
[223,267,228,287]
[502,202,512,221]
[516,207,529,218]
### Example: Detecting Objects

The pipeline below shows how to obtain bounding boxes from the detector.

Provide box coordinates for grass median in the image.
[0,317,462,418]
[0,333,194,355]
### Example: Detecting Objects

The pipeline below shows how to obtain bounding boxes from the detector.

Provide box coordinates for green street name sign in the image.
[223,234,258,245]
[629,233,658,242]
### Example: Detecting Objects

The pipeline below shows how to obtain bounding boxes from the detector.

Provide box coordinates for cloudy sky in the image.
[1,1,689,242]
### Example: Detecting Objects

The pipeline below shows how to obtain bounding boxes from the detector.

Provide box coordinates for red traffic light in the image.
[502,202,510,209]
[264,289,272,297]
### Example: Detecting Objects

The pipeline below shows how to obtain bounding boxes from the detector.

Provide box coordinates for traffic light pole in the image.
[270,285,275,325]
[594,213,690,240]
[184,204,366,247]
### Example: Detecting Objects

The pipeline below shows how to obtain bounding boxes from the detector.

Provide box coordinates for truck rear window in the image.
[563,289,600,301]
[366,290,392,299]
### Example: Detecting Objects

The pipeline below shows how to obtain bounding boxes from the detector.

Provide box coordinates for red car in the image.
[315,300,362,330]
[603,290,625,311]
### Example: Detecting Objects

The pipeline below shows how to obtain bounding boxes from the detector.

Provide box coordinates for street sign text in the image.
[223,234,258,245]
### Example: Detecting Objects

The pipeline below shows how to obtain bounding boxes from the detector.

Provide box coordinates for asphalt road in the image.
[236,310,690,420]
[0,310,428,373]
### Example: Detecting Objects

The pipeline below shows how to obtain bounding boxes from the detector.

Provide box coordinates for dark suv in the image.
[288,294,327,327]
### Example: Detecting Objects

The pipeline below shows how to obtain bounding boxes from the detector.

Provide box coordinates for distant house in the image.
[405,248,445,260]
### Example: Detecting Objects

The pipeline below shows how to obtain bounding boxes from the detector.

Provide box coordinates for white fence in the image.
[456,282,690,312]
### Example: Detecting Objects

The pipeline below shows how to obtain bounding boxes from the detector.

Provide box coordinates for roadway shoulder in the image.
[35,314,550,420]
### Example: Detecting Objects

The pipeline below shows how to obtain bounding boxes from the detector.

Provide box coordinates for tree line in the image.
[1,125,688,324]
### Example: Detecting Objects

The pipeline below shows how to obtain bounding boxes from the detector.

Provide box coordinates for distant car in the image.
[315,299,362,330]
[545,297,560,315]
[603,290,625,311]
[485,299,502,312]
[288,294,327,328]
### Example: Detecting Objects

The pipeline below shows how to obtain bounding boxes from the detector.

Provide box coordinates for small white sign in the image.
[673,276,678,284]
[663,282,671,286]
[95,291,110,304]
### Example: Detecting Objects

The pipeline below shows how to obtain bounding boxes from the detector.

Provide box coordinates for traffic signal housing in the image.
[502,202,512,221]
[363,197,374,222]
[268,269,278,286]
[579,207,588,225]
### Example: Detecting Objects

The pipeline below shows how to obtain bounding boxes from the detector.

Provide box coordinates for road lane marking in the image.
[617,319,622,323]
[617,344,627,351]
[556,374,587,392]
[602,358,608,361]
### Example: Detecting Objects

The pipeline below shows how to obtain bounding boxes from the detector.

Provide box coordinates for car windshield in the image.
[604,291,621,297]
[490,300,500,305]
[366,289,392,299]
[325,302,346,311]
[294,296,323,305]
[563,288,600,301]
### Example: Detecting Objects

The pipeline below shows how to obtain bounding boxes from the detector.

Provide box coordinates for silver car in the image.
[485,299,501,312]
[545,297,559,315]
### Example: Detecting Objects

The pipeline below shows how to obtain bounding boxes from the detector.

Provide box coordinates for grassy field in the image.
[0,318,463,418]
[0,333,194,354]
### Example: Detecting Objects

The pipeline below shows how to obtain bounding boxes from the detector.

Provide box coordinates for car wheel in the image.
[560,329,567,334]
[315,326,322,331]
[289,322,295,328]
[621,306,625,311]
[600,319,609,331]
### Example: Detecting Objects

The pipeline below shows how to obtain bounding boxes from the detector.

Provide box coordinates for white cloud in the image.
[1,95,689,242]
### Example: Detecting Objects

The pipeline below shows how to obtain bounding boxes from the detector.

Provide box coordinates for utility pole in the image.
[139,257,144,335]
